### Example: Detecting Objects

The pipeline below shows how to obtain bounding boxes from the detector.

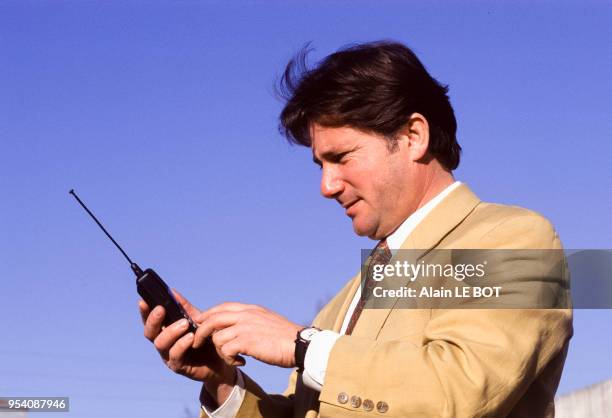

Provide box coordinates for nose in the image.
[320,164,344,199]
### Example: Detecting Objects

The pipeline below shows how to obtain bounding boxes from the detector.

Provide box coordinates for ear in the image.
[397,113,429,161]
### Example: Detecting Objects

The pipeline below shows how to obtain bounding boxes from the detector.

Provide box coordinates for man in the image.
[139,41,572,417]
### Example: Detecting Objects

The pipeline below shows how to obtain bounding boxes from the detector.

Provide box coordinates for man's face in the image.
[311,124,424,240]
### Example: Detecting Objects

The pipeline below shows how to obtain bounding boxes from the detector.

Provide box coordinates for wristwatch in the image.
[294,327,321,371]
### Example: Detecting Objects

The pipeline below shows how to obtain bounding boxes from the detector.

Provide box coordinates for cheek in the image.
[349,160,385,194]
[384,161,411,200]
[369,167,397,205]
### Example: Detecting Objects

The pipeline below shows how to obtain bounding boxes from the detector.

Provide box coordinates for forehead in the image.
[311,125,370,156]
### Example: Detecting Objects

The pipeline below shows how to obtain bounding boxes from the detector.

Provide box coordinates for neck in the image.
[378,166,454,240]
[414,167,455,212]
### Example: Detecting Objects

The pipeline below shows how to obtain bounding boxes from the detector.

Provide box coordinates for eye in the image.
[336,152,349,163]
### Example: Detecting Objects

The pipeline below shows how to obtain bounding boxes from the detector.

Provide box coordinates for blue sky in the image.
[1,2,611,417]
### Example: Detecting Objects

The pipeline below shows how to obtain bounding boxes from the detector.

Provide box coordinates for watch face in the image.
[300,327,320,341]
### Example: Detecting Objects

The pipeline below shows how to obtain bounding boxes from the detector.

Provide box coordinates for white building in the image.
[556,379,612,418]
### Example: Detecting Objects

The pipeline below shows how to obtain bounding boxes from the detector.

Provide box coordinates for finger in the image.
[192,324,213,349]
[210,331,246,368]
[167,332,195,372]
[153,318,191,360]
[138,299,151,324]
[172,289,201,319]
[196,302,263,323]
[212,326,237,348]
[144,305,165,341]
[219,338,245,364]
[193,311,244,349]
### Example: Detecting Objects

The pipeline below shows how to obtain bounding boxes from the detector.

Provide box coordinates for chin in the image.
[351,217,376,238]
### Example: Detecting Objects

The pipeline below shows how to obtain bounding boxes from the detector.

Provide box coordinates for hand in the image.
[193,302,303,368]
[139,290,240,384]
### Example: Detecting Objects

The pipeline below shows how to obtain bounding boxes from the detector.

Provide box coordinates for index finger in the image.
[196,302,263,323]
[171,289,201,319]
[193,311,244,349]
[139,299,151,324]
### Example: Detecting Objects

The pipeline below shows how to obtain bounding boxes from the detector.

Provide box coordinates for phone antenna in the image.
[69,189,143,276]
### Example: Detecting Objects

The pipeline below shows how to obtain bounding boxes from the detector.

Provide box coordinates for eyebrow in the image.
[312,149,346,167]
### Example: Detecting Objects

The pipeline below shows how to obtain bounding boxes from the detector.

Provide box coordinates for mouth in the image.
[342,199,360,217]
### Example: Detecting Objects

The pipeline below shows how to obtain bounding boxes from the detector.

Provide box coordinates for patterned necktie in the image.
[345,239,392,335]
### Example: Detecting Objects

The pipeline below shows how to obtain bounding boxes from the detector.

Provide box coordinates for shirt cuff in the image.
[200,369,246,418]
[301,330,342,391]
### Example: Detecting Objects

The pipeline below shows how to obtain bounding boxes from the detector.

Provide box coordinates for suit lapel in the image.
[311,273,361,332]
[331,275,360,332]
[350,183,482,338]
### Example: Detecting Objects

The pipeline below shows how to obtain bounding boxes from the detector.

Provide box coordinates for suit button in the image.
[362,399,374,411]
[350,395,362,408]
[337,392,348,404]
[376,401,389,413]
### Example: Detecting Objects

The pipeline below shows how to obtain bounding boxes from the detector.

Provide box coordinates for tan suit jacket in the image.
[206,184,573,418]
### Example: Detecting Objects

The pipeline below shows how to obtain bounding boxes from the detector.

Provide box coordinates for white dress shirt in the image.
[202,181,462,416]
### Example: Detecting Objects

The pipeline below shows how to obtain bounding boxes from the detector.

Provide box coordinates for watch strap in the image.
[294,327,320,371]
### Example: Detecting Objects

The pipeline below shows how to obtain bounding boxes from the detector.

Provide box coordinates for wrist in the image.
[201,366,237,408]
[205,364,236,389]
[294,327,321,371]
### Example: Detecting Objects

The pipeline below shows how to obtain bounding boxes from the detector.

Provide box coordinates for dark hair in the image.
[278,41,461,171]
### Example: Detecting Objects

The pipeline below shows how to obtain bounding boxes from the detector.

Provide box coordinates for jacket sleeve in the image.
[230,370,297,418]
